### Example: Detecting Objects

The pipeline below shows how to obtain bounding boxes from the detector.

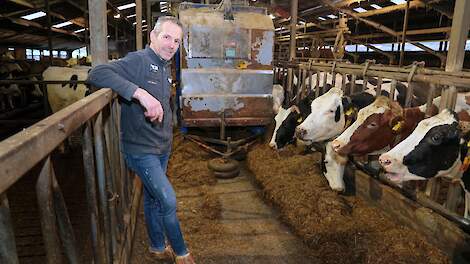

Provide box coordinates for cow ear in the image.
[388,114,404,133]
[334,105,341,122]
[448,122,460,139]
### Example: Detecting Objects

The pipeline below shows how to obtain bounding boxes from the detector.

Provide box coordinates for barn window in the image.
[42,50,50,57]
[32,49,40,61]
[60,51,68,59]
[26,49,32,59]
[8,47,14,51]
[72,46,87,59]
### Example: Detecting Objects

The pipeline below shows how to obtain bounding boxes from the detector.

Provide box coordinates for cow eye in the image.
[430,134,442,145]
[367,122,377,129]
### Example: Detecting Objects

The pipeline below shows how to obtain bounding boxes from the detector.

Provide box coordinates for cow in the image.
[292,87,379,192]
[378,110,470,219]
[379,110,462,183]
[269,91,316,150]
[295,87,376,144]
[0,73,22,111]
[42,66,91,113]
[272,84,285,114]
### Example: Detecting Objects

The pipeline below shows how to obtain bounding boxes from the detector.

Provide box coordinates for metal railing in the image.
[273,59,470,227]
[0,88,142,264]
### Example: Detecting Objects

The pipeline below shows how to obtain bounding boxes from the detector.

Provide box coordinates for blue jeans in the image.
[124,153,188,256]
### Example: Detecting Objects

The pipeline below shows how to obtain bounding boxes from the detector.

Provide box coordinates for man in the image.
[88,16,195,264]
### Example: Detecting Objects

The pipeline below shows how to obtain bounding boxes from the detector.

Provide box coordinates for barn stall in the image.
[1,0,470,263]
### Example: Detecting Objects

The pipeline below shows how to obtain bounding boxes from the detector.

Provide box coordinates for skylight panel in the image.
[21,11,46,20]
[353,7,367,13]
[390,0,406,4]
[117,3,136,10]
[327,14,337,19]
[370,4,382,9]
[53,21,73,28]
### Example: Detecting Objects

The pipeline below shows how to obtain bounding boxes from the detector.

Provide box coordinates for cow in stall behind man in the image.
[42,66,91,113]
[379,109,470,219]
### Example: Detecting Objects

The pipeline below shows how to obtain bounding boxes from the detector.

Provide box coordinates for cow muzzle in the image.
[268,142,277,149]
[378,153,396,169]
[295,127,307,139]
[331,139,343,152]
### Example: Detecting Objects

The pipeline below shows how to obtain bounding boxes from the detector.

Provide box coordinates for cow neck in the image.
[392,107,426,144]
[402,107,427,136]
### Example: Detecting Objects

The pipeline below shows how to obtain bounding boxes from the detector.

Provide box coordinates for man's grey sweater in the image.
[87,46,173,155]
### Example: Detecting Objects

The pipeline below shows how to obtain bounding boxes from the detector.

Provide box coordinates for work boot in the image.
[149,245,175,260]
[175,252,195,264]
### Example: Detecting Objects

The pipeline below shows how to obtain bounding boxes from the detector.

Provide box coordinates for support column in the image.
[88,0,108,66]
[45,0,53,66]
[136,0,143,50]
[443,0,470,212]
[399,0,410,67]
[287,0,298,102]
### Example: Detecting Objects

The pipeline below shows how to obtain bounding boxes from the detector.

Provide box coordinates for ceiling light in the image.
[353,7,367,13]
[21,11,46,20]
[127,14,136,18]
[74,28,86,33]
[114,13,121,18]
[53,21,73,28]
[370,4,382,9]
[117,3,136,10]
[318,17,326,21]
[390,0,406,4]
[327,14,337,19]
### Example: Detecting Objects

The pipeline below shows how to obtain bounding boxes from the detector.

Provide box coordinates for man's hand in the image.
[132,88,163,123]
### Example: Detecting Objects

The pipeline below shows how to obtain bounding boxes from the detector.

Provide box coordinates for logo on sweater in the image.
[150,64,159,72]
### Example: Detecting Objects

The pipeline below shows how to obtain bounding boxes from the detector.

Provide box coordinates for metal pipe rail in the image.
[275,60,470,88]
[0,88,142,264]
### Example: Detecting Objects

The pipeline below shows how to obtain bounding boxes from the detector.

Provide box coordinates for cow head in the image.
[323,141,349,192]
[333,96,404,156]
[295,88,345,143]
[273,106,303,149]
[269,106,298,149]
[379,110,461,184]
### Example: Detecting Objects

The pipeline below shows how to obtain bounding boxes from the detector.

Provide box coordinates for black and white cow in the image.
[269,90,316,150]
[379,109,462,183]
[42,66,91,113]
[294,87,376,144]
[292,87,377,191]
[379,109,470,218]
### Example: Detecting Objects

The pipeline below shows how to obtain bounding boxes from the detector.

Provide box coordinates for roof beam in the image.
[321,0,446,62]
[0,14,79,37]
[355,1,425,18]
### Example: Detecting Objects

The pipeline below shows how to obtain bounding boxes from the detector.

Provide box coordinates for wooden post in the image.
[399,0,410,67]
[45,0,53,66]
[443,0,470,212]
[287,0,298,103]
[88,0,108,66]
[136,0,143,50]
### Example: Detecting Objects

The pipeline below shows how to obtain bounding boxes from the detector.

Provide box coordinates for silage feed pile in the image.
[247,144,449,264]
